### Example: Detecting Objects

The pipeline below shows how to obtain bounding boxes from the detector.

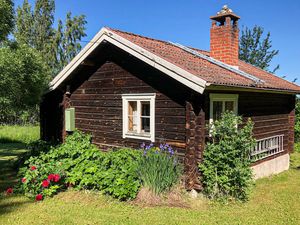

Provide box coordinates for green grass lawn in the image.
[1,126,300,225]
[0,125,39,192]
[0,125,39,144]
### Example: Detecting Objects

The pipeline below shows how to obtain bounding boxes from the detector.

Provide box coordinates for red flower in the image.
[42,179,50,188]
[6,188,13,195]
[53,174,60,183]
[30,166,37,171]
[35,194,43,201]
[48,174,55,181]
[21,177,26,183]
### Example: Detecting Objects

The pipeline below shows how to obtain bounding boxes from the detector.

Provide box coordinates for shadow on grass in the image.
[0,138,27,145]
[0,196,32,215]
[0,143,29,192]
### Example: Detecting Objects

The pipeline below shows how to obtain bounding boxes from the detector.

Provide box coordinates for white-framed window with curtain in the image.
[209,93,239,124]
[122,93,155,142]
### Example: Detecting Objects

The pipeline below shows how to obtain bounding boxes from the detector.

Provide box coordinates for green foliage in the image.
[17,160,66,199]
[199,112,256,201]
[15,0,34,45]
[138,144,182,194]
[52,12,87,74]
[18,131,142,200]
[239,25,279,73]
[0,44,50,124]
[295,98,300,143]
[15,0,87,77]
[69,149,142,200]
[295,143,300,153]
[15,140,51,170]
[0,0,14,42]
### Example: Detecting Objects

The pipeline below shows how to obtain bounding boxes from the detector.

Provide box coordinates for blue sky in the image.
[15,0,300,85]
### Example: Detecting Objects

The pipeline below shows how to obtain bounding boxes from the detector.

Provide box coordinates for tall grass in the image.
[0,125,40,144]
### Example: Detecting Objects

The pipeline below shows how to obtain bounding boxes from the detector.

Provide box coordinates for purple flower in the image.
[159,143,164,150]
[145,143,154,150]
[140,142,146,149]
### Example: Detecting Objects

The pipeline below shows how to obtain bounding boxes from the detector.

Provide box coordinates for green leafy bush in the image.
[17,161,66,200]
[18,131,142,200]
[199,112,256,201]
[295,143,300,153]
[15,140,52,170]
[138,143,182,194]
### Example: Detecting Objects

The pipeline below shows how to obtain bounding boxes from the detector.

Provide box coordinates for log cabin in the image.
[41,6,300,190]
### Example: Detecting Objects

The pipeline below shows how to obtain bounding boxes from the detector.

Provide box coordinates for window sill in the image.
[123,133,154,141]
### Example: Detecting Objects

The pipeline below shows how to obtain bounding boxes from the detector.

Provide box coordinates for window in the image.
[122,94,155,141]
[209,94,238,124]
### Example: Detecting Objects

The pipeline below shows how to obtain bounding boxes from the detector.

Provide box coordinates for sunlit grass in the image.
[0,127,300,224]
[0,125,39,144]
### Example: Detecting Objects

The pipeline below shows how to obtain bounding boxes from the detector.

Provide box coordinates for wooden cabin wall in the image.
[40,90,64,143]
[204,91,295,164]
[69,61,188,158]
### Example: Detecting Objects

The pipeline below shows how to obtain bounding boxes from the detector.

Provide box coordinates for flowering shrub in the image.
[16,130,181,201]
[138,143,182,194]
[18,131,142,201]
[18,160,66,200]
[6,187,13,195]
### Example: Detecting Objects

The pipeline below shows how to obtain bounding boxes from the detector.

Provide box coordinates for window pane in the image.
[213,101,222,120]
[141,117,150,133]
[128,101,137,132]
[225,101,234,112]
[141,101,150,116]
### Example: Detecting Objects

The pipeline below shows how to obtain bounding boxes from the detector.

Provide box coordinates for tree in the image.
[0,0,14,42]
[33,0,55,55]
[52,12,87,74]
[239,25,279,73]
[0,43,50,124]
[15,0,34,45]
[15,0,87,76]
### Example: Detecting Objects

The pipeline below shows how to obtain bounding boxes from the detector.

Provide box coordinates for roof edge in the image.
[207,84,300,95]
[49,27,207,94]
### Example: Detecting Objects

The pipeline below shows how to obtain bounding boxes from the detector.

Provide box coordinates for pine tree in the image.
[52,12,87,74]
[15,0,34,45]
[0,0,14,42]
[33,0,55,62]
[239,25,279,73]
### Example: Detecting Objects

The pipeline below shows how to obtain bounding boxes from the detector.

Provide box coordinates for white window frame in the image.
[122,93,156,142]
[209,93,239,124]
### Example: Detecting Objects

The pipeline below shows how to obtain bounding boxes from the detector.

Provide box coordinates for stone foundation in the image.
[251,153,290,179]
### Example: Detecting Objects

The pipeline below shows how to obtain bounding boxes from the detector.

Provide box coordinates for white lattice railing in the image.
[251,134,284,161]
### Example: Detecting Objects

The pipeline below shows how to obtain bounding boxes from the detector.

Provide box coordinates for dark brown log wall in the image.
[40,90,64,143]
[69,61,187,157]
[204,91,295,164]
[185,101,205,190]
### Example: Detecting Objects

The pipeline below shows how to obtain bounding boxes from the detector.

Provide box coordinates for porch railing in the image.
[251,134,284,161]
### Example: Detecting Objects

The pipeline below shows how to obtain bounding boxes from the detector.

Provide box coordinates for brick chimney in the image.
[210,5,240,67]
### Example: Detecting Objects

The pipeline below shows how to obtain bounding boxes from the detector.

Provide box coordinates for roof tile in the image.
[108,28,300,93]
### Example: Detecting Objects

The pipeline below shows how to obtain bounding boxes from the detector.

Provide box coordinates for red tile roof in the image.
[109,28,300,93]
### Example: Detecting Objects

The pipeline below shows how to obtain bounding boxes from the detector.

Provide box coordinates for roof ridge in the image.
[106,27,174,46]
[169,42,264,84]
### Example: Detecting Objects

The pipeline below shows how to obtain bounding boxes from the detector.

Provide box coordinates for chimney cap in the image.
[210,5,240,22]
